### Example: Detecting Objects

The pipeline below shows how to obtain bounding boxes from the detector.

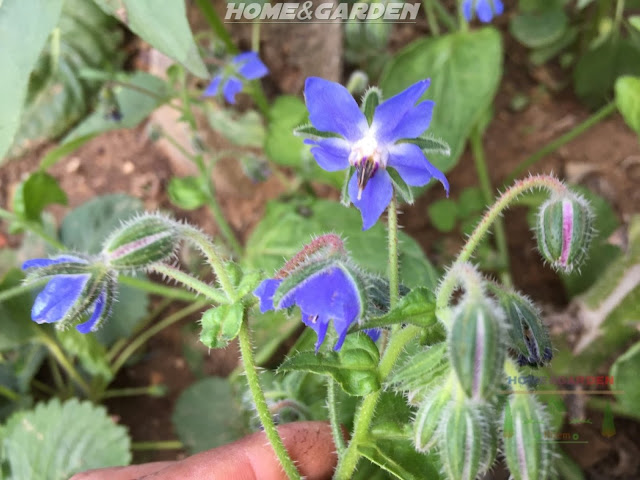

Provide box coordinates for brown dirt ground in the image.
[1,9,639,477]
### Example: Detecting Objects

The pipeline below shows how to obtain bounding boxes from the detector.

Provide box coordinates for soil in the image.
[1,6,639,478]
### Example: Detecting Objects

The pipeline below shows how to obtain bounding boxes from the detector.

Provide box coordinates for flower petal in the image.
[477,0,495,22]
[364,328,381,343]
[386,100,435,141]
[304,77,368,142]
[305,137,351,171]
[233,52,269,80]
[202,75,222,97]
[32,274,90,324]
[371,80,431,143]
[388,143,450,193]
[302,313,330,352]
[22,255,87,270]
[253,278,283,313]
[76,290,106,334]
[493,0,504,15]
[223,76,243,104]
[462,0,473,21]
[348,170,393,230]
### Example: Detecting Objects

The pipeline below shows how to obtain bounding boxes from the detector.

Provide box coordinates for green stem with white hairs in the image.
[150,263,229,305]
[436,174,568,322]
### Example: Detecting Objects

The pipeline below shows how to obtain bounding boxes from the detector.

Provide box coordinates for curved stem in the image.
[110,301,206,377]
[238,314,302,480]
[194,0,237,53]
[39,333,91,396]
[327,378,346,457]
[118,275,199,302]
[431,0,457,30]
[435,175,568,317]
[423,0,441,35]
[150,263,228,304]
[387,196,400,310]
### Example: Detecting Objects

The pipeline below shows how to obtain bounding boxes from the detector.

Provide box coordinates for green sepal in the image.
[440,400,486,480]
[199,303,244,349]
[340,166,354,206]
[277,334,380,396]
[358,287,437,331]
[58,270,112,331]
[361,87,382,125]
[413,385,452,452]
[388,168,414,205]
[399,133,451,156]
[293,123,340,140]
[389,342,448,400]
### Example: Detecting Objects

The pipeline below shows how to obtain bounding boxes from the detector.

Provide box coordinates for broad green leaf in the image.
[610,341,640,416]
[369,390,413,440]
[168,176,208,210]
[0,0,64,161]
[427,199,458,232]
[2,398,131,479]
[93,0,207,78]
[264,95,343,189]
[172,377,245,454]
[60,194,150,345]
[631,16,640,32]
[244,198,438,289]
[509,9,568,49]
[12,172,67,223]
[56,329,112,381]
[0,269,40,351]
[278,334,380,396]
[207,107,265,148]
[359,287,438,330]
[615,75,640,136]
[8,0,122,158]
[63,71,168,142]
[358,439,440,480]
[380,28,502,174]
[574,38,640,108]
[199,304,244,349]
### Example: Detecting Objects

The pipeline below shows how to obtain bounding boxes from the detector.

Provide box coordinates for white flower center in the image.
[348,133,389,200]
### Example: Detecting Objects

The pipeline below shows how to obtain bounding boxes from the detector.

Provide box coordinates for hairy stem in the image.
[151,263,228,304]
[327,378,346,457]
[39,333,91,396]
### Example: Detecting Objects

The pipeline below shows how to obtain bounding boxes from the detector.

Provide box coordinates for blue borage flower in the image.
[22,255,116,333]
[462,0,504,23]
[300,77,449,230]
[203,51,268,104]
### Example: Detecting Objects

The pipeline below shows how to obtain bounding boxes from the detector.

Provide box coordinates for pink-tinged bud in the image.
[535,193,594,273]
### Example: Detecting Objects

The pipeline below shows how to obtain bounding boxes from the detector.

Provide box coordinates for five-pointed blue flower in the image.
[462,0,504,23]
[254,266,367,351]
[203,51,268,104]
[22,255,111,333]
[303,77,449,230]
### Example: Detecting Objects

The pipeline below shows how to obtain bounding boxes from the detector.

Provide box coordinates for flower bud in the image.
[535,193,594,273]
[102,214,179,269]
[413,385,451,452]
[492,287,553,367]
[503,395,553,480]
[449,295,506,400]
[439,399,488,480]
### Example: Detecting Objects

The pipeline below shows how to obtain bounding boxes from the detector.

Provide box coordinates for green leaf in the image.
[278,334,380,396]
[388,342,448,395]
[199,303,244,349]
[358,439,440,480]
[360,287,437,331]
[172,377,245,454]
[168,176,208,210]
[39,134,98,170]
[402,133,451,156]
[63,71,168,142]
[0,0,64,161]
[610,341,640,416]
[7,0,123,158]
[244,198,439,289]
[93,0,207,78]
[509,9,568,49]
[427,199,458,233]
[12,172,67,223]
[56,329,112,381]
[630,16,640,32]
[0,269,39,351]
[615,75,640,135]
[387,169,414,205]
[207,107,265,148]
[380,28,502,174]
[264,95,343,189]
[458,187,484,218]
[94,279,150,345]
[574,38,640,108]
[2,398,131,479]
[361,87,382,124]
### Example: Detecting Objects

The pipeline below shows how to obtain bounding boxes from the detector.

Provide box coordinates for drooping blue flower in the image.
[462,0,504,23]
[22,255,114,333]
[203,51,268,104]
[302,77,449,230]
[255,265,366,351]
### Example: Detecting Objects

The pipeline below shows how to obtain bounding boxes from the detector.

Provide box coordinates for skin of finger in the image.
[69,462,173,480]
[70,421,337,480]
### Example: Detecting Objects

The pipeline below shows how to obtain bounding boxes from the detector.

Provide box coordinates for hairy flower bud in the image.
[503,395,553,480]
[413,385,451,452]
[102,214,179,269]
[492,287,553,367]
[535,193,594,273]
[449,295,506,400]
